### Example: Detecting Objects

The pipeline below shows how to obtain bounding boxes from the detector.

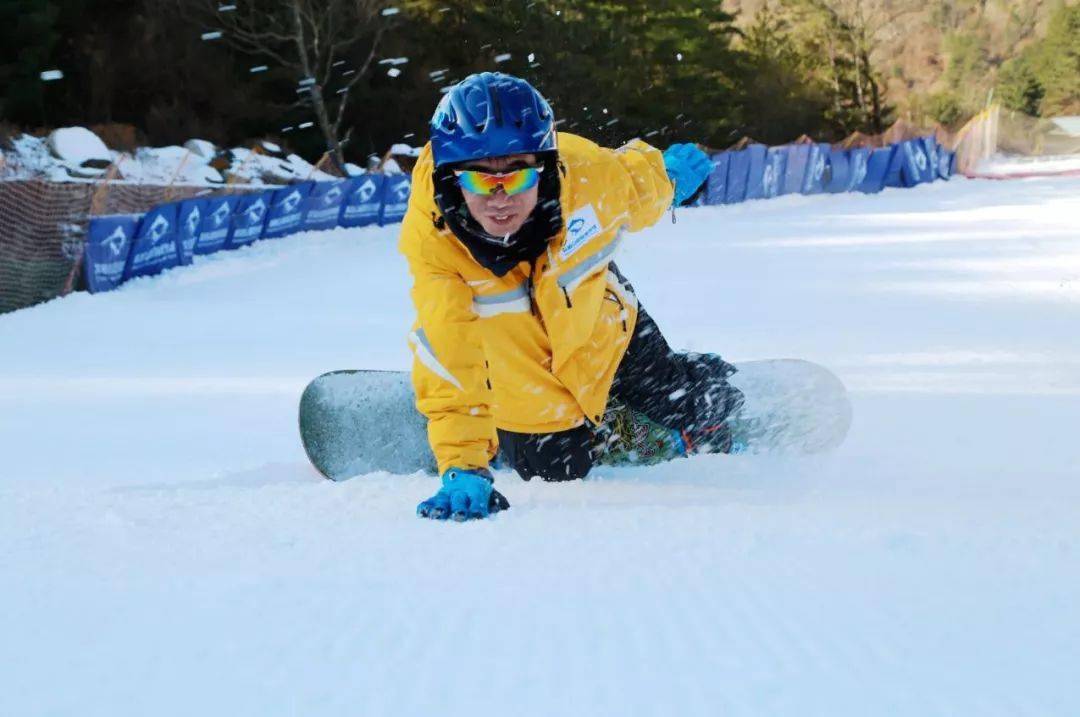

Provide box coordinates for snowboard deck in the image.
[298,359,852,481]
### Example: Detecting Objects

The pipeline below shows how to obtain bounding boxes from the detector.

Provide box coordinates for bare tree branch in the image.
[178,0,395,169]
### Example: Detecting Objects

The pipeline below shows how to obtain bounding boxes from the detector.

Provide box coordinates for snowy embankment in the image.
[974,153,1080,180]
[2,176,1079,715]
[3,128,342,185]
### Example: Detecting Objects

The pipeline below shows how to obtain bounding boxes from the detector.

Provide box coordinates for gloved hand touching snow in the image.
[416,467,510,521]
[663,143,711,206]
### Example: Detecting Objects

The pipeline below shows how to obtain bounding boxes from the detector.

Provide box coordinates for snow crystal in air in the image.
[40,70,64,81]
[494,53,512,64]
[249,65,268,73]
[298,122,314,130]
[201,31,223,41]
[381,7,400,15]
[387,68,401,78]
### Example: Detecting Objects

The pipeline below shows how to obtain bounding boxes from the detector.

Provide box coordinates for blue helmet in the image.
[430,72,557,167]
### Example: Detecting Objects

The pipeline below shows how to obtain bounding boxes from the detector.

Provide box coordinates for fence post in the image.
[164,149,194,203]
[62,163,122,296]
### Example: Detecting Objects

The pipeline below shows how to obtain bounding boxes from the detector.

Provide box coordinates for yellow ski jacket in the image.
[398,132,674,473]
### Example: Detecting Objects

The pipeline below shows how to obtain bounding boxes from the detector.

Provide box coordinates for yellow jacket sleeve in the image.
[400,212,497,475]
[608,138,675,232]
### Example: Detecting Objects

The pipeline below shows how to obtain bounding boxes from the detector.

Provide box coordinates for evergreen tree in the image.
[995,4,1080,117]
[1026,3,1080,116]
[0,0,61,125]
[739,5,832,144]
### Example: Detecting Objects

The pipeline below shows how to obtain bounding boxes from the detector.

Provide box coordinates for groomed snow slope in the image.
[2,177,1079,716]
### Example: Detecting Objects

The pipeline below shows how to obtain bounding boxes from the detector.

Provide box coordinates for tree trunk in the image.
[310,85,345,170]
[827,36,842,118]
[290,0,345,171]
[851,39,866,117]
[864,50,883,133]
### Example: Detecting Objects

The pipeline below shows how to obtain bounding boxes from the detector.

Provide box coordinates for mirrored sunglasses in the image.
[454,166,544,196]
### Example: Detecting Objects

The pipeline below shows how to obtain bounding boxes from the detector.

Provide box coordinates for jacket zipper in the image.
[605,288,628,332]
[526,260,538,316]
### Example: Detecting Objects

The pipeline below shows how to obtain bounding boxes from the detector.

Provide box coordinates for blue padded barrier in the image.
[884,144,905,187]
[227,191,272,249]
[888,139,934,188]
[781,144,809,195]
[380,175,412,226]
[725,149,751,204]
[340,174,386,228]
[123,202,180,281]
[80,131,964,302]
[704,152,730,205]
[762,147,787,199]
[85,214,139,293]
[264,182,314,239]
[176,199,205,266]
[802,143,831,194]
[303,179,350,231]
[939,150,956,180]
[846,148,870,192]
[858,146,894,193]
[743,144,769,200]
[826,149,850,193]
[195,195,241,255]
[921,137,940,184]
[904,138,935,185]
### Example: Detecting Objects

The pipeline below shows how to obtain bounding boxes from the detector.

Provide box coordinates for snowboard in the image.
[298,359,852,481]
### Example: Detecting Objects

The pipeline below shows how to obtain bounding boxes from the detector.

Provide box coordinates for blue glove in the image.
[416,468,509,521]
[663,143,711,206]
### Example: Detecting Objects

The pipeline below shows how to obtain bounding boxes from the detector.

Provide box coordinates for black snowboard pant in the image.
[497,265,744,482]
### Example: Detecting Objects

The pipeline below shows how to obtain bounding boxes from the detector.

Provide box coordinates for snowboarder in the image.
[401,72,743,521]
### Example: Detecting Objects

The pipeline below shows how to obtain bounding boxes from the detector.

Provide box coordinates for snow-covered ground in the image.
[2,176,1079,716]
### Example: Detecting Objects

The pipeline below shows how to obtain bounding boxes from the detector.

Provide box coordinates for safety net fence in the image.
[0,178,248,314]
[953,105,1080,178]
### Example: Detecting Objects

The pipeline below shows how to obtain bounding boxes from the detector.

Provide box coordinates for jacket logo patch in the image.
[560,204,602,260]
